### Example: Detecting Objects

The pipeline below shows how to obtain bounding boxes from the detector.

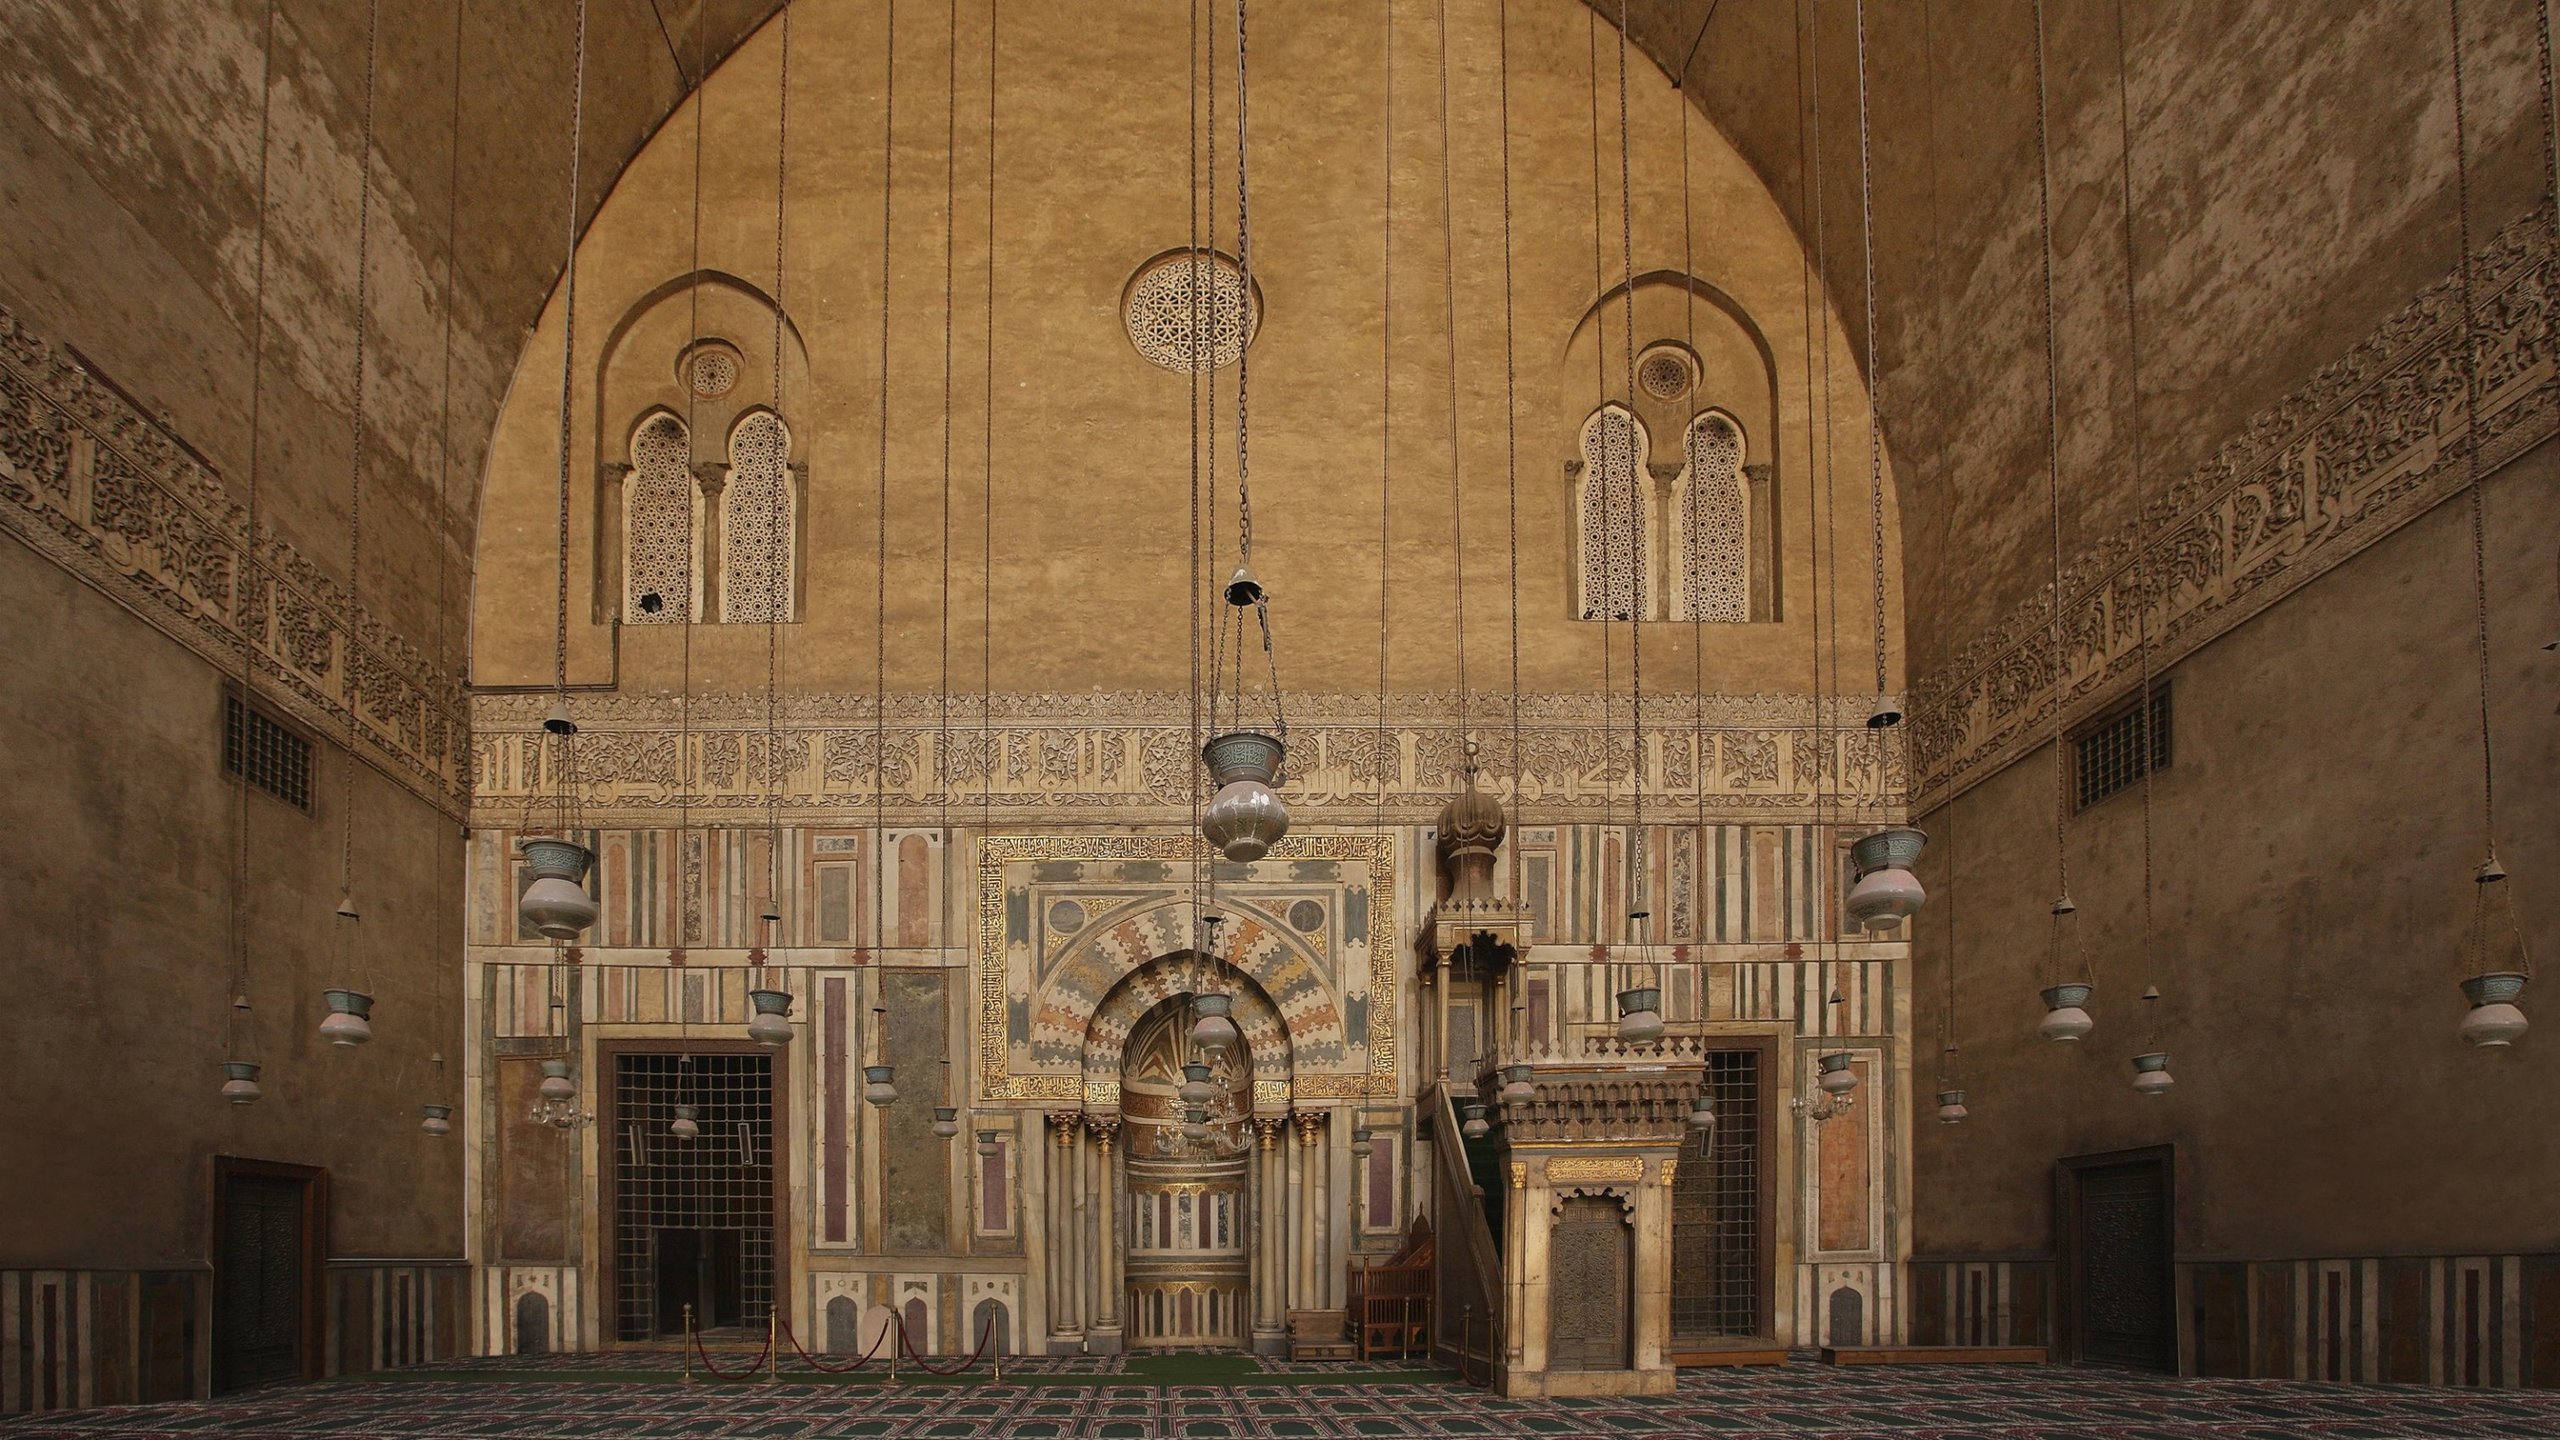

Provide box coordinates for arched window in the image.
[622,411,698,623]
[720,409,795,623]
[1577,404,1651,621]
[1674,412,1750,623]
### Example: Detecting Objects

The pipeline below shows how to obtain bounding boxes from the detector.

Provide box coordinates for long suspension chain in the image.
[343,0,383,925]
[764,1,794,943]
[1435,0,1467,743]
[1376,0,1394,843]
[1497,0,1523,911]
[1854,0,1891,718]
[2113,0,2159,1020]
[874,0,897,944]
[676,0,712,951]
[984,0,998,871]
[1800,0,1836,969]
[1617,0,1644,935]
[430,0,467,1067]
[230,0,281,1027]
[551,0,587,718]
[2032,0,2071,920]
[2446,0,2499,870]
[1189,0,1204,925]
[940,0,957,841]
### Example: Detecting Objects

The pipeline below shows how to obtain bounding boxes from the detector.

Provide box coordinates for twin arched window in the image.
[1576,405,1753,623]
[619,408,797,624]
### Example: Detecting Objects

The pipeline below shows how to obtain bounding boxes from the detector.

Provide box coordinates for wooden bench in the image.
[1820,1345,2046,1366]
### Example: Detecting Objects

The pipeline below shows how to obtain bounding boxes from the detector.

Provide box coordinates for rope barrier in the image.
[898,1315,1001,1377]
[685,1307,774,1381]
[775,1309,897,1374]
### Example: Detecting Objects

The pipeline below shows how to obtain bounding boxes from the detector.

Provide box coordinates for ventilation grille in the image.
[2073,687,2171,812]
[224,694,312,811]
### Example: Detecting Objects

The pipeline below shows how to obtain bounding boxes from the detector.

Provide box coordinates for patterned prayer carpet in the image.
[5,1353,2557,1438]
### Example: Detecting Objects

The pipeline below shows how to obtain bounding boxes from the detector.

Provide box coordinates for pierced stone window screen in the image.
[224,693,312,812]
[719,410,796,624]
[1123,250,1260,372]
[623,412,700,623]
[2072,685,2171,813]
[1674,412,1750,623]
[1576,404,1652,621]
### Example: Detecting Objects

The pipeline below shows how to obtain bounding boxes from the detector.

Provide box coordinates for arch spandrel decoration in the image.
[1076,954,1296,1105]
[975,834,1395,1103]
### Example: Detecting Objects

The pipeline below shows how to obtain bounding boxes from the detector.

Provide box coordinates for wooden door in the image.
[2064,1150,2173,1371]
[213,1170,312,1392]
[1547,1197,1631,1370]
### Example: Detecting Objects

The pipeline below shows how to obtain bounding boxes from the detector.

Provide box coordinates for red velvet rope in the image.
[898,1315,999,1376]
[687,1317,774,1381]
[775,1310,897,1374]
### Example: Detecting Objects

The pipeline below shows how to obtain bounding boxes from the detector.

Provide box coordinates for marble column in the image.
[1088,1115,1123,1348]
[1251,1116,1287,1351]
[1291,1110,1324,1315]
[1046,1113,1083,1345]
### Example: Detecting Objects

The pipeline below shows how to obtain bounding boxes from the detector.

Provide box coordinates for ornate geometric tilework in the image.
[720,410,794,624]
[1677,412,1749,623]
[1577,405,1650,622]
[623,412,697,624]
[1124,251,1260,373]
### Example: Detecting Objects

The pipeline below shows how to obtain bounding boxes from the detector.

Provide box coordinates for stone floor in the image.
[4,1353,2556,1438]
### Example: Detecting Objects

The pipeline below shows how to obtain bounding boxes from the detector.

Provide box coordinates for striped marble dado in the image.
[1906,1253,2560,1388]
[1,1262,466,1415]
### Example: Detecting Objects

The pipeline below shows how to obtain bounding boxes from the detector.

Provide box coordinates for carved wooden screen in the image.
[2074,1156,2173,1370]
[1671,1048,1765,1341]
[1547,1196,1631,1370]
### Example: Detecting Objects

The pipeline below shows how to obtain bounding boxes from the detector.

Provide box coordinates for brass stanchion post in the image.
[767,1309,779,1382]
[887,1315,899,1386]
[682,1304,694,1384]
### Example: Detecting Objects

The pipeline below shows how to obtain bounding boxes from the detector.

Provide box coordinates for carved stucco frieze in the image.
[0,304,468,814]
[1911,205,2558,799]
[469,688,1905,827]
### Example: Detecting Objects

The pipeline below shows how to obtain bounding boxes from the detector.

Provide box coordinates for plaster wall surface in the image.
[1907,448,2559,1262]
[0,544,463,1267]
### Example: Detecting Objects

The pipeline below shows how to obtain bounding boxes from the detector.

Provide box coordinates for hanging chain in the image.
[1377,0,1395,837]
[1435,0,1468,742]
[342,0,383,920]
[2447,0,2499,872]
[1189,0,1205,920]
[1616,0,1644,932]
[2031,0,2071,918]
[764,0,794,937]
[1498,0,1524,904]
[1586,7,1616,854]
[1232,0,1255,567]
[985,0,999,849]
[1854,0,1891,713]
[430,0,467,1056]
[1800,0,1837,965]
[1681,6,1710,881]
[874,0,898,940]
[676,0,712,948]
[552,0,587,711]
[940,0,957,838]
[2113,0,2159,1006]
[230,0,281,1021]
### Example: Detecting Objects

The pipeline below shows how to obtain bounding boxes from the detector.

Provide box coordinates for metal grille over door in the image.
[612,1053,776,1340]
[1547,1197,1631,1370]
[1671,1050,1764,1341]
[2076,1157,2172,1370]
